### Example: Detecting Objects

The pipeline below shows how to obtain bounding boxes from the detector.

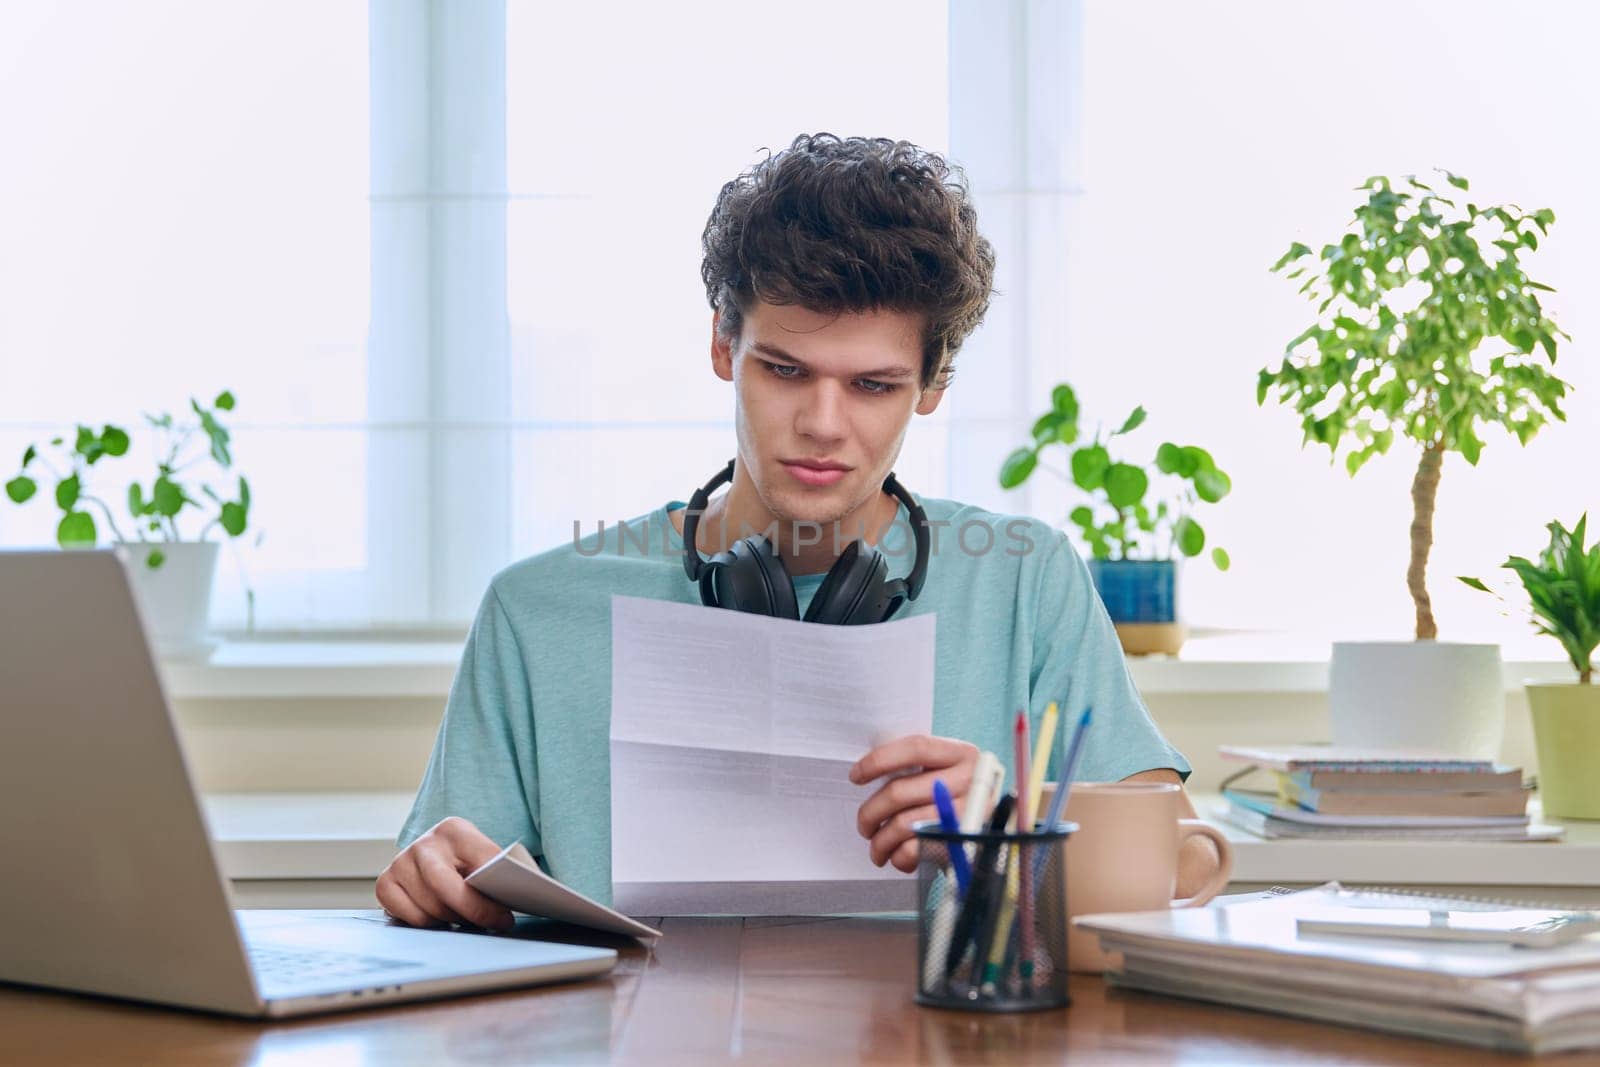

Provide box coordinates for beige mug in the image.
[1037,781,1233,974]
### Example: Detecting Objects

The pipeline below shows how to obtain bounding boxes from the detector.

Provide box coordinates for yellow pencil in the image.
[981,701,1061,992]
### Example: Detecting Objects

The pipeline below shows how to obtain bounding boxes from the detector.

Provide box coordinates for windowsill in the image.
[204,790,1600,888]
[158,633,1580,701]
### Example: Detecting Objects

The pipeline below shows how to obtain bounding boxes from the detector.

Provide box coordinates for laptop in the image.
[0,549,617,1017]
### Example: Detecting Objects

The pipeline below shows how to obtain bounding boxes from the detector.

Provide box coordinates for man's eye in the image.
[762,361,804,379]
[858,379,899,396]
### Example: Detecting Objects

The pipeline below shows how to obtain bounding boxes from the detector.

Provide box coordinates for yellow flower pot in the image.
[1527,683,1600,820]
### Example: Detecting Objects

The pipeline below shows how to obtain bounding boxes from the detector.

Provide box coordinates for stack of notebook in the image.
[1077,884,1600,1054]
[1216,745,1561,842]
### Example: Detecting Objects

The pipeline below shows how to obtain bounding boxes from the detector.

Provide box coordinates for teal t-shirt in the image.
[398,496,1190,905]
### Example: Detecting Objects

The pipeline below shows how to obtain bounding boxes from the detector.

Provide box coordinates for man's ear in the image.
[914,385,946,417]
[710,312,734,382]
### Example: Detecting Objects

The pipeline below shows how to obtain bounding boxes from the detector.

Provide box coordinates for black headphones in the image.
[681,459,930,625]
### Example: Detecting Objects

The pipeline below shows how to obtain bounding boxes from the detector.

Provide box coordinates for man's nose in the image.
[794,381,849,441]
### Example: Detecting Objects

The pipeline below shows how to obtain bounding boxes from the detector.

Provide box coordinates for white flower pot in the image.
[114,541,221,661]
[1328,641,1505,759]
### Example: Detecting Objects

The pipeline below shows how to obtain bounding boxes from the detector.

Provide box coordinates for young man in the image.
[379,134,1213,931]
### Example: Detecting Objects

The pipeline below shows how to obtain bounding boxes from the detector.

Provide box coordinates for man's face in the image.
[712,299,945,527]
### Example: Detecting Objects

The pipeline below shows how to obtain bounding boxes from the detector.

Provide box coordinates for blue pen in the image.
[933,779,971,896]
[1031,707,1092,884]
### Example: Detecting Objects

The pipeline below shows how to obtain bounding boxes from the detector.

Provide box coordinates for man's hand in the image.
[850,735,980,874]
[375,816,515,931]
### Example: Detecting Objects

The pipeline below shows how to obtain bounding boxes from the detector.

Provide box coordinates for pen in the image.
[932,779,970,896]
[943,793,1014,982]
[1029,707,1094,885]
[922,752,1003,994]
[965,791,1018,989]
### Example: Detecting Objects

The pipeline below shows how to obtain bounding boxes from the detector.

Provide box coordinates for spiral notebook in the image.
[1076,883,1600,1054]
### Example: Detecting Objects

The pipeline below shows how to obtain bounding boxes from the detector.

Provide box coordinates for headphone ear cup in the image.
[714,537,800,620]
[804,540,890,625]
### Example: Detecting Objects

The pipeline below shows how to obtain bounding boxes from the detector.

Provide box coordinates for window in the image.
[32,2,1568,643]
[1060,0,1600,640]
[0,2,373,628]
[502,2,950,560]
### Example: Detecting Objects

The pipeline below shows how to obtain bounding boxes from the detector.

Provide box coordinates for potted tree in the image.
[4,391,255,658]
[1462,516,1600,818]
[1261,172,1570,757]
[1000,384,1232,655]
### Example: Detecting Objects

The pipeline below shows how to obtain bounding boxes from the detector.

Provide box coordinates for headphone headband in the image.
[681,459,929,609]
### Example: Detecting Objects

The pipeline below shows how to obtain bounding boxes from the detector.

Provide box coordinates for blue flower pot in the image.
[1086,559,1176,625]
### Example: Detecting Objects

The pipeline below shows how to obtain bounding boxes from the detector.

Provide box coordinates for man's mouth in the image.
[781,460,851,487]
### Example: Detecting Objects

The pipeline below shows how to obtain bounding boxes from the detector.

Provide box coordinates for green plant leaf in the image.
[192,398,233,467]
[55,474,80,511]
[57,511,96,547]
[1069,506,1094,528]
[1173,446,1212,478]
[1443,171,1469,191]
[220,502,247,536]
[152,476,185,517]
[1212,547,1231,571]
[100,425,130,456]
[21,445,35,468]
[1104,463,1149,509]
[999,448,1037,489]
[1271,242,1312,271]
[147,549,166,569]
[214,390,235,411]
[1051,384,1078,420]
[1156,442,1183,474]
[238,476,250,509]
[1458,576,1491,592]
[128,483,146,516]
[1112,406,1147,436]
[1193,467,1231,503]
[1031,412,1063,446]
[1174,516,1205,557]
[5,475,36,504]
[1071,445,1111,491]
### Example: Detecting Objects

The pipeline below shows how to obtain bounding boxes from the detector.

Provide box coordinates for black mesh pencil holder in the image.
[912,820,1075,1012]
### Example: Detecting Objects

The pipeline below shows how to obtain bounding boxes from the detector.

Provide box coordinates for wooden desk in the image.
[3,916,1595,1065]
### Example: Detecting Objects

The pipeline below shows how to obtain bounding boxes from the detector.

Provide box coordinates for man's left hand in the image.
[850,734,979,873]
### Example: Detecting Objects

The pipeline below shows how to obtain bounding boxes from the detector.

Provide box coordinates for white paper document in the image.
[609,595,936,915]
[466,841,663,942]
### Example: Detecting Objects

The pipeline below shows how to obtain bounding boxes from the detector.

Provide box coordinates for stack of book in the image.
[1216,744,1561,842]
[1077,883,1600,1054]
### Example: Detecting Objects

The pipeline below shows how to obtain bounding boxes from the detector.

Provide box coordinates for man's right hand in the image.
[375,816,515,931]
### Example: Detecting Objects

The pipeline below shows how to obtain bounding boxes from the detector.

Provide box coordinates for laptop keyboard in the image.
[248,944,423,985]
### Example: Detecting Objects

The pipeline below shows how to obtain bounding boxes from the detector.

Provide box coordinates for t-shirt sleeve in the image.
[397,582,543,855]
[1030,530,1191,783]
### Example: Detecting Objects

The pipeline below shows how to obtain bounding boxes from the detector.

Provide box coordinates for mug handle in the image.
[1169,819,1234,909]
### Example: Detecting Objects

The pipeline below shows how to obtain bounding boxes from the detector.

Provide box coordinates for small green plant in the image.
[999,384,1232,568]
[1461,516,1600,684]
[4,390,253,570]
[1261,170,1570,640]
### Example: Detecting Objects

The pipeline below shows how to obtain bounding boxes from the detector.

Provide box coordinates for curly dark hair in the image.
[701,133,996,392]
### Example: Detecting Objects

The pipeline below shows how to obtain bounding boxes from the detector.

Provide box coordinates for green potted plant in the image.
[1261,171,1570,757]
[999,384,1231,655]
[1461,516,1600,818]
[4,391,255,658]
